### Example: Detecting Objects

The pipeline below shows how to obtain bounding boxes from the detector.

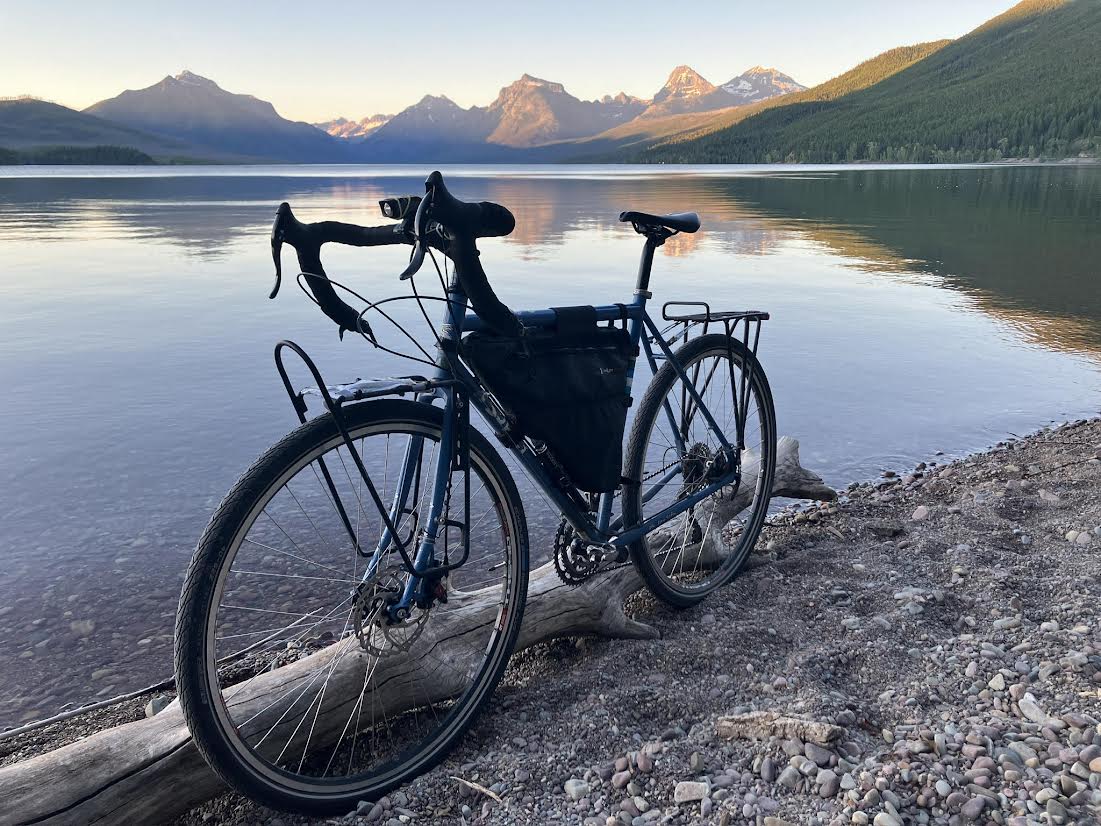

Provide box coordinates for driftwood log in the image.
[0,437,834,826]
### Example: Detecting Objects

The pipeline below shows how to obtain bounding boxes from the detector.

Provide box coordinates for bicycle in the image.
[174,171,776,814]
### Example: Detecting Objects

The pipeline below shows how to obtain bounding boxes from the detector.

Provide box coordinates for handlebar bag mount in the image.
[461,306,634,494]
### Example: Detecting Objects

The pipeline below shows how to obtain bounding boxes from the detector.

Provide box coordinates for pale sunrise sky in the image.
[1,0,1014,122]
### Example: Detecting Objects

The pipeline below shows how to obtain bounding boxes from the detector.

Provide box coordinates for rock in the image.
[1018,692,1057,725]
[636,751,652,773]
[611,771,631,789]
[988,673,1006,691]
[760,756,776,782]
[1038,489,1061,505]
[715,712,842,745]
[946,791,969,810]
[673,781,709,803]
[960,797,985,821]
[143,696,171,718]
[805,742,833,767]
[872,814,901,826]
[816,768,840,797]
[935,779,951,797]
[1090,756,1101,773]
[564,779,588,801]
[777,766,801,790]
[911,505,931,521]
[867,519,905,539]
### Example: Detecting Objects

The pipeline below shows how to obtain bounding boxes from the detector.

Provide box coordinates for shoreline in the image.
[0,158,1098,175]
[2,418,1100,824]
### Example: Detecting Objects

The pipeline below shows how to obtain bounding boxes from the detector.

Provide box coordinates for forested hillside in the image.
[642,0,1101,163]
[0,145,155,164]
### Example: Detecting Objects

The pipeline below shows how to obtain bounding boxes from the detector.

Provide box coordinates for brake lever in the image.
[399,243,427,281]
[270,203,289,298]
[399,188,433,281]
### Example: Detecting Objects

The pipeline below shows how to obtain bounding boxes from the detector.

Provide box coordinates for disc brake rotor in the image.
[352,567,431,657]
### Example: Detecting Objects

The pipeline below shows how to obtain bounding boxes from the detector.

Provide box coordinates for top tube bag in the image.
[461,306,634,494]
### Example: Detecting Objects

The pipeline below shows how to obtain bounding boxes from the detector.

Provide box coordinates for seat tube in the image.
[624,236,658,398]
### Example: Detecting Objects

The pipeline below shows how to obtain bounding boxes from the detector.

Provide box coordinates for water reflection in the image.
[0,165,1099,726]
[718,167,1101,353]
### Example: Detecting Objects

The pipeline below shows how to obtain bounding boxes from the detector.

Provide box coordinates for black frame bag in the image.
[462,306,634,493]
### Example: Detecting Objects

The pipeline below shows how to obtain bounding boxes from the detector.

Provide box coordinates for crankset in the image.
[553,520,624,585]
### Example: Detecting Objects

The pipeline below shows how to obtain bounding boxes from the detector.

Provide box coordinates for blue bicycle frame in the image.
[360,237,744,617]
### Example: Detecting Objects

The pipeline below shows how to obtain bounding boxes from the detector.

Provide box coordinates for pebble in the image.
[564,779,588,801]
[805,742,833,767]
[777,766,801,790]
[960,796,986,820]
[816,768,840,797]
[143,696,171,717]
[911,505,931,521]
[672,781,709,803]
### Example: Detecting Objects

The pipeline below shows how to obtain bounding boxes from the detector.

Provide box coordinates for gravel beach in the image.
[5,418,1101,825]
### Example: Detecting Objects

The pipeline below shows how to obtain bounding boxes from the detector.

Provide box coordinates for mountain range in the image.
[640,0,1101,163]
[1,0,1097,165]
[312,66,803,159]
[0,64,801,164]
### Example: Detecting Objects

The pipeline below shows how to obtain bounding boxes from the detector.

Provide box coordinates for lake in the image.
[1,163,1099,727]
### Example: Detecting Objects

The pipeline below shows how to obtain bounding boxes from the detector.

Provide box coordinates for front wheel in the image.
[174,399,528,815]
[623,334,776,608]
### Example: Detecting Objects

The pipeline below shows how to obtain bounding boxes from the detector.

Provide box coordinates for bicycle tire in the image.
[174,399,528,814]
[623,334,776,608]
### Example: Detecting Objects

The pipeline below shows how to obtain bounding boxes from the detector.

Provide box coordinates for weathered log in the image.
[0,437,832,826]
[715,711,844,745]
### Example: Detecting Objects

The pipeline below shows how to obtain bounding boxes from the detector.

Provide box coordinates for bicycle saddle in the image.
[619,210,701,234]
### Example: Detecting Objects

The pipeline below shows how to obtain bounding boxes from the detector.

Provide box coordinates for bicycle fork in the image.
[367,385,471,622]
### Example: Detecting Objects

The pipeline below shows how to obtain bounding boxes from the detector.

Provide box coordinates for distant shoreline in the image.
[0,157,1097,173]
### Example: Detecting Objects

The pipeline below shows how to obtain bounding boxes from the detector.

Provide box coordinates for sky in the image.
[1,0,1015,123]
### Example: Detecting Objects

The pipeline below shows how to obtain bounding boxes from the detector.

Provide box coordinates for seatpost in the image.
[635,235,660,296]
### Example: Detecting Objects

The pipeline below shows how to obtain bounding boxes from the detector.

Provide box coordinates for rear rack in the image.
[652,302,768,457]
[662,301,769,324]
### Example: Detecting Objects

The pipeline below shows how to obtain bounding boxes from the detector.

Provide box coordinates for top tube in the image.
[461,301,645,334]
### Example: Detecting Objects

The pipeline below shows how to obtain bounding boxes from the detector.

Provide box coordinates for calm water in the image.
[1,163,1099,726]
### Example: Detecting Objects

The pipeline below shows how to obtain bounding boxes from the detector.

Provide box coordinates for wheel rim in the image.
[201,418,520,797]
[633,344,772,597]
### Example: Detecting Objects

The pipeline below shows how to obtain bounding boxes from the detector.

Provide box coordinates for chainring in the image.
[553,519,604,585]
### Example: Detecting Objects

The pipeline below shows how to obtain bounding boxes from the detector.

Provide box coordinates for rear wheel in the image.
[175,399,528,814]
[623,334,776,608]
